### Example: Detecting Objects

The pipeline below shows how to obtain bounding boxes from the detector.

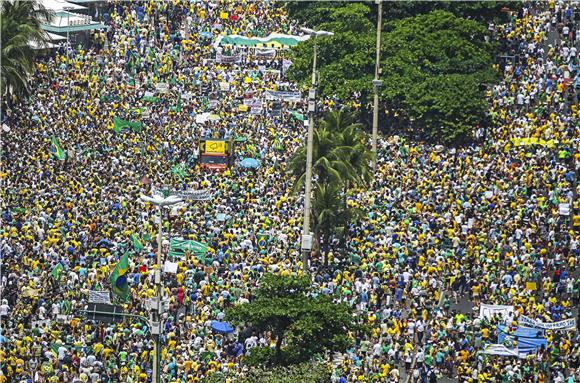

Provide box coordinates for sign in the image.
[156,83,169,93]
[164,260,178,274]
[558,203,570,216]
[255,49,276,59]
[219,82,231,91]
[479,303,514,320]
[482,344,519,358]
[525,281,537,291]
[519,315,576,330]
[205,140,226,154]
[89,290,111,304]
[84,303,125,324]
[216,53,241,64]
[264,90,302,102]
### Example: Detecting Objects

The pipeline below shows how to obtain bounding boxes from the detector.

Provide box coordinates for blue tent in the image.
[211,321,234,334]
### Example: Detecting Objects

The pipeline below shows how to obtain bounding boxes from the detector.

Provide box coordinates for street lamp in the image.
[372,0,383,173]
[300,27,334,274]
[139,193,182,383]
[63,6,73,95]
[139,186,211,383]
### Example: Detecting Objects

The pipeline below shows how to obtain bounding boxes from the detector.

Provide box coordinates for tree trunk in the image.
[275,333,284,362]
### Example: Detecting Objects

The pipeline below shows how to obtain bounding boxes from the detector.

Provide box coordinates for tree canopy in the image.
[226,274,360,367]
[287,3,500,143]
[1,0,52,103]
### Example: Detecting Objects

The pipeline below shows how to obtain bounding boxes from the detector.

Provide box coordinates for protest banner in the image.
[518,315,576,330]
[89,290,111,304]
[264,90,302,102]
[479,303,514,320]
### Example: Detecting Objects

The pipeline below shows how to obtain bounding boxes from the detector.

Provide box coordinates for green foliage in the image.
[288,110,371,258]
[202,362,330,383]
[381,11,498,143]
[287,3,499,144]
[226,274,359,367]
[1,0,52,101]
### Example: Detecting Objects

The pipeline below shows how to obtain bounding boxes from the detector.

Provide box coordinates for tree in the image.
[287,5,499,143]
[288,110,371,260]
[1,0,52,103]
[226,274,360,367]
[202,362,330,383]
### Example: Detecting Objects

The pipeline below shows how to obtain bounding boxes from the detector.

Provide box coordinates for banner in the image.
[168,238,208,259]
[264,90,302,102]
[89,290,111,304]
[205,140,226,154]
[114,116,142,133]
[482,344,519,357]
[479,303,514,320]
[519,316,576,330]
[216,52,241,64]
[255,49,276,59]
[50,136,66,160]
[243,98,262,108]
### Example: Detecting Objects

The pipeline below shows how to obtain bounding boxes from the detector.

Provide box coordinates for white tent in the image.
[39,0,86,12]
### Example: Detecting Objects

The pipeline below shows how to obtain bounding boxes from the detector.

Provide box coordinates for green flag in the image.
[142,95,159,102]
[51,263,64,283]
[290,111,305,121]
[168,238,207,259]
[109,252,130,302]
[170,96,182,113]
[131,233,144,252]
[171,163,187,178]
[50,136,66,160]
[113,116,142,134]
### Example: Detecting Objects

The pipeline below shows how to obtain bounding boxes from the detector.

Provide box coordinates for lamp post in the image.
[140,193,182,383]
[139,187,211,383]
[63,6,73,95]
[372,0,383,173]
[300,27,334,274]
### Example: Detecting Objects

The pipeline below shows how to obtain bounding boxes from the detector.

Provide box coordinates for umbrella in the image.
[211,321,234,334]
[239,158,260,169]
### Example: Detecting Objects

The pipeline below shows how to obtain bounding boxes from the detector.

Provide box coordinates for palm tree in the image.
[1,0,52,103]
[289,109,373,260]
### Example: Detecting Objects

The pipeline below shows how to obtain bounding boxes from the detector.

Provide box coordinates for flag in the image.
[142,95,159,102]
[273,137,284,151]
[168,238,207,259]
[113,116,142,134]
[257,233,269,251]
[131,233,144,252]
[171,163,187,178]
[50,136,66,160]
[290,111,304,121]
[170,96,182,113]
[109,252,130,302]
[51,262,64,283]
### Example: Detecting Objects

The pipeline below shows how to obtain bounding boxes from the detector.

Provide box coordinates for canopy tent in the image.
[239,157,260,169]
[41,11,106,33]
[215,33,310,50]
[39,0,87,12]
[211,321,234,334]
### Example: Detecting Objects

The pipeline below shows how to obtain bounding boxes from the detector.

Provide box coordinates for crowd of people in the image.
[0,0,578,382]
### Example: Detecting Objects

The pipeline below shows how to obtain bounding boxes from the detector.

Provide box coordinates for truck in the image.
[198,137,235,170]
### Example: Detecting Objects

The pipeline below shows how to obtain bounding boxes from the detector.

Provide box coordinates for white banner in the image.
[89,290,111,304]
[264,90,301,102]
[255,49,276,59]
[482,344,519,357]
[479,303,514,320]
[216,52,241,63]
[243,98,262,108]
[519,316,576,330]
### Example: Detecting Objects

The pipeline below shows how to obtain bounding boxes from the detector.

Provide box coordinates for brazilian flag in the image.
[113,116,142,134]
[171,163,187,178]
[109,252,130,302]
[256,233,269,251]
[50,136,66,160]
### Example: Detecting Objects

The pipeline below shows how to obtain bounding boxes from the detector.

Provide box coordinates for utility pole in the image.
[300,27,333,274]
[372,0,383,173]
